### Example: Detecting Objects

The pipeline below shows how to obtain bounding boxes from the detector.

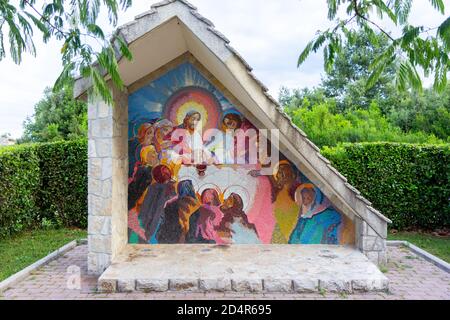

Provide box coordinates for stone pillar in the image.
[355,217,387,266]
[87,86,129,275]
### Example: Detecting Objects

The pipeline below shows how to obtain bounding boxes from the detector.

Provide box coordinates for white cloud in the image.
[0,0,447,138]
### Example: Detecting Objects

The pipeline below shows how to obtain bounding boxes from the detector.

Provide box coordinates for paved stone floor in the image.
[0,244,449,300]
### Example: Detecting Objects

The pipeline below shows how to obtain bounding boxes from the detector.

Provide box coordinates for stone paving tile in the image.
[1,244,449,300]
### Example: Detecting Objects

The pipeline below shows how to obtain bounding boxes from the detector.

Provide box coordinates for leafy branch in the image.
[298,0,450,92]
[0,0,134,105]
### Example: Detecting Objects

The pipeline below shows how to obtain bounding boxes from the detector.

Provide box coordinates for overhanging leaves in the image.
[298,0,450,93]
[0,0,134,106]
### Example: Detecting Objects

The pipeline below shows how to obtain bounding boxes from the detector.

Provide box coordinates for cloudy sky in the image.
[0,0,447,138]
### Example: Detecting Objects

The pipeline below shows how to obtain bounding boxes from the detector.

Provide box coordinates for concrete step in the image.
[98,245,389,293]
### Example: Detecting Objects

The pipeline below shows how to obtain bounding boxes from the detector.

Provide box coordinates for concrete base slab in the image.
[98,245,388,293]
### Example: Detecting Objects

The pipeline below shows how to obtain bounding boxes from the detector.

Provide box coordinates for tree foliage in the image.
[20,85,87,143]
[283,28,450,146]
[283,96,443,148]
[299,0,450,93]
[389,84,450,139]
[320,30,398,112]
[0,0,133,105]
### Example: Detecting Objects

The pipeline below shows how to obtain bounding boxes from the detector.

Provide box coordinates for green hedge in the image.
[1,140,448,236]
[322,143,450,230]
[0,140,87,238]
[36,140,88,228]
[0,145,40,237]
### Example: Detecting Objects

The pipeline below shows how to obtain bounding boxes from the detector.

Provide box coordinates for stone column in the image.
[87,86,129,275]
[355,217,387,266]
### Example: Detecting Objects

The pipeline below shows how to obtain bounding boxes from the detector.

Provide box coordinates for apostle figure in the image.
[248,161,298,244]
[128,121,157,182]
[217,193,259,244]
[153,119,175,158]
[136,165,176,244]
[186,188,224,244]
[157,180,201,244]
[288,184,342,244]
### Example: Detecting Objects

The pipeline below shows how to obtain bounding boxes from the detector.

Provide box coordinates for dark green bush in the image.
[0,145,40,237]
[1,140,448,236]
[0,140,87,238]
[322,143,450,230]
[36,140,88,228]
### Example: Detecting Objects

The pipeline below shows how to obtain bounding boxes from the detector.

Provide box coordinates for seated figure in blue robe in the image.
[288,184,342,244]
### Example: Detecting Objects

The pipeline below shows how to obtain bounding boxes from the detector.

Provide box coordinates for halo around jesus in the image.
[164,86,222,131]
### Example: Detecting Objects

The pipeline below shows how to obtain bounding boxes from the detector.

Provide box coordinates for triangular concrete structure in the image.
[76,0,390,293]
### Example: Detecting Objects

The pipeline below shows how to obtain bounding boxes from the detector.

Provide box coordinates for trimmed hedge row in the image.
[0,144,40,237]
[0,140,87,238]
[1,140,448,237]
[322,143,450,230]
[36,141,88,228]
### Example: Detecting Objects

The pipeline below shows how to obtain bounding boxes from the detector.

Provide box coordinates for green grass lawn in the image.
[0,228,87,282]
[388,231,450,263]
[0,227,447,283]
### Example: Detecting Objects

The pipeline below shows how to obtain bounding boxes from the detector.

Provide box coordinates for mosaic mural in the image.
[127,62,355,245]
